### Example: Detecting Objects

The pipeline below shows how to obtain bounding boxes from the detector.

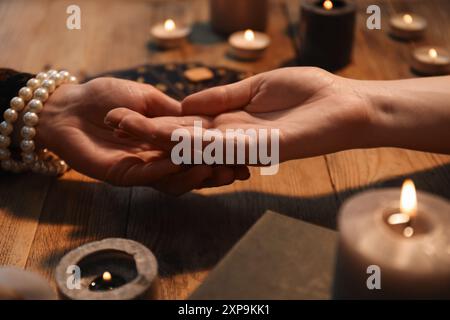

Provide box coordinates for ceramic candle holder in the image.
[55,238,158,300]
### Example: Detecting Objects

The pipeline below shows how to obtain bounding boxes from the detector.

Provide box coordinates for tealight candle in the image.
[228,29,270,60]
[411,46,450,76]
[390,13,427,40]
[55,238,158,300]
[151,19,191,49]
[333,180,450,299]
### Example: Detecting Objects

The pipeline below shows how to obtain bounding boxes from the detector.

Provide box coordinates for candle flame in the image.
[400,179,417,218]
[244,29,255,42]
[102,271,112,281]
[323,0,333,10]
[164,19,176,31]
[429,48,438,59]
[403,14,413,24]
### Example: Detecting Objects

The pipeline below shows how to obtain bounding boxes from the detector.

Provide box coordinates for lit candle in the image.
[333,180,450,299]
[297,0,356,71]
[411,46,450,76]
[228,29,270,60]
[390,13,427,40]
[150,18,191,49]
[89,271,127,291]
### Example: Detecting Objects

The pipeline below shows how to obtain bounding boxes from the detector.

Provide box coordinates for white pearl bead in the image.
[31,161,42,173]
[1,159,12,171]
[0,121,13,135]
[27,99,43,113]
[68,76,78,84]
[0,135,11,148]
[41,79,56,93]
[49,73,63,86]
[20,139,35,152]
[23,112,39,126]
[22,152,36,164]
[10,97,25,111]
[33,87,49,101]
[21,126,36,139]
[36,72,48,81]
[3,109,18,122]
[47,69,58,77]
[19,87,33,101]
[0,148,11,160]
[59,70,70,82]
[47,163,57,175]
[27,78,41,90]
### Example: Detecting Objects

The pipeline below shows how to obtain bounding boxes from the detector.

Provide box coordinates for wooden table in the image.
[0,0,449,299]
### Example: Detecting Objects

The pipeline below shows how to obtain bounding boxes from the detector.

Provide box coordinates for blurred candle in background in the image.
[390,13,427,40]
[411,46,450,76]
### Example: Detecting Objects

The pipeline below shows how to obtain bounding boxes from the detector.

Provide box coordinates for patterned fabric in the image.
[0,68,34,115]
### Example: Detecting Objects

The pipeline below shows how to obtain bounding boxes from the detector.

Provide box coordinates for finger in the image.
[198,166,236,188]
[137,82,182,117]
[233,165,251,181]
[109,156,181,186]
[182,75,258,116]
[105,108,212,151]
[152,165,213,195]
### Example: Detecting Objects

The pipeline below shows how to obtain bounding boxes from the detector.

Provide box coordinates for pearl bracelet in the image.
[0,69,77,175]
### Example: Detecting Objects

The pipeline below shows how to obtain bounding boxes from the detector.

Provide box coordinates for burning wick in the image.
[89,271,126,291]
[387,179,417,238]
[428,48,438,60]
[403,14,413,24]
[323,0,333,10]
[244,29,255,42]
[164,19,176,32]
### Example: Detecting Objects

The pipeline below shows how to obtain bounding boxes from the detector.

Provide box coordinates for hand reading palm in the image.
[105,67,370,163]
[38,78,249,194]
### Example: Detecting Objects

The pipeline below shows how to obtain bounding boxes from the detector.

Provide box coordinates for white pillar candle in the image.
[150,19,191,49]
[228,29,270,60]
[411,46,450,76]
[390,13,427,40]
[333,180,450,299]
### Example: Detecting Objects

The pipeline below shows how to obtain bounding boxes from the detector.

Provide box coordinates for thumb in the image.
[181,75,258,116]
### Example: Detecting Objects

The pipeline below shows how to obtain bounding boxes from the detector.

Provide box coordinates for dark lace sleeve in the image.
[0,69,35,115]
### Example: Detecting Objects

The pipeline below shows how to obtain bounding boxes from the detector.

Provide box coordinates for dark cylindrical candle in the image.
[297,0,356,71]
[210,0,268,36]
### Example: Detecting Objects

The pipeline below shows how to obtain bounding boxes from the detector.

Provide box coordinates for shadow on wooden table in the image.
[2,163,450,277]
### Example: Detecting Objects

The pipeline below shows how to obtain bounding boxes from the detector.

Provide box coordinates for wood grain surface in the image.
[0,0,449,299]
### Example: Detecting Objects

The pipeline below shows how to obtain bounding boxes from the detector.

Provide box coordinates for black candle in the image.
[88,271,127,291]
[297,0,356,71]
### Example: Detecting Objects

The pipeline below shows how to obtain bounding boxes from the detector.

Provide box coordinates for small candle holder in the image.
[228,29,271,60]
[297,0,356,71]
[411,46,450,76]
[55,238,158,300]
[389,13,427,40]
